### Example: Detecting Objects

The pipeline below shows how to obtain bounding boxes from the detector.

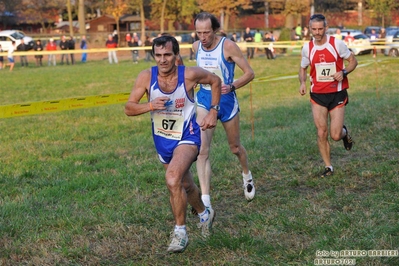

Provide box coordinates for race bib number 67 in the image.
[153,111,184,140]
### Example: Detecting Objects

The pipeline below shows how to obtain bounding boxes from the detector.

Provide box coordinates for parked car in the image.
[341,30,373,55]
[324,28,372,55]
[364,26,381,38]
[384,29,399,57]
[0,30,34,51]
[385,27,399,42]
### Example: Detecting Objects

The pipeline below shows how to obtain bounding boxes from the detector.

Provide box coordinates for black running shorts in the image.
[310,90,349,111]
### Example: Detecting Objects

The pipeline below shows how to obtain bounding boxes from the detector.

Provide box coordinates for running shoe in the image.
[243,172,255,201]
[197,207,215,237]
[342,125,353,151]
[167,230,189,253]
[320,167,334,178]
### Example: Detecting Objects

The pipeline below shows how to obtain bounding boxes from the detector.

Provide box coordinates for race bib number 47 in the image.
[315,62,336,82]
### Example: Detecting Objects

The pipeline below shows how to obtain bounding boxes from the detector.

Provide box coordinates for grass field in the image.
[0,52,398,265]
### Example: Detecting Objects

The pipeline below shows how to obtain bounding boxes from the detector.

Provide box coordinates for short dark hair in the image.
[194,12,220,31]
[152,35,179,55]
[310,14,327,27]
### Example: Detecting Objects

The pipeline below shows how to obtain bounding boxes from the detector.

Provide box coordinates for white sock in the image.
[326,166,334,172]
[242,170,252,181]
[174,225,186,234]
[198,209,209,223]
[201,195,211,208]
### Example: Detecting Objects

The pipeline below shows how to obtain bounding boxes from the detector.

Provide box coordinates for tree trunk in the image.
[78,0,86,36]
[67,0,74,36]
[224,13,230,32]
[285,13,295,29]
[139,1,146,44]
[161,0,167,32]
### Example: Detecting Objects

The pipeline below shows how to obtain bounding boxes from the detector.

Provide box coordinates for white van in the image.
[0,30,34,51]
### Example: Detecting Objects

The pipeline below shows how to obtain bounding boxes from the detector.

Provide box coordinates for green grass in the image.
[0,54,398,265]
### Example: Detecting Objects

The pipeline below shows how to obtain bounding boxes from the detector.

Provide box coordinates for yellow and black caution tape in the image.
[2,40,397,57]
[0,92,130,119]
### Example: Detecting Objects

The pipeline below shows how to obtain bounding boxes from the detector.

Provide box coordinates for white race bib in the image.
[153,111,184,140]
[315,62,336,82]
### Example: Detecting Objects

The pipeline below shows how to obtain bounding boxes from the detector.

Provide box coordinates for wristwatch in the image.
[210,105,220,112]
[342,69,348,77]
[230,84,236,92]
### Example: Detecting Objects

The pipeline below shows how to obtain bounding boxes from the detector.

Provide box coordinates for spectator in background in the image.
[125,33,131,45]
[291,27,298,41]
[112,30,119,47]
[243,27,254,59]
[0,44,4,70]
[370,29,378,58]
[379,28,386,54]
[302,26,311,40]
[106,34,118,64]
[144,35,152,62]
[129,32,139,64]
[17,38,29,67]
[295,24,302,39]
[219,30,227,37]
[60,36,69,65]
[68,36,75,65]
[263,32,274,60]
[34,39,43,67]
[46,38,57,66]
[189,32,197,61]
[6,41,16,71]
[334,28,343,40]
[254,29,262,53]
[344,31,355,46]
[80,35,87,63]
[230,32,238,42]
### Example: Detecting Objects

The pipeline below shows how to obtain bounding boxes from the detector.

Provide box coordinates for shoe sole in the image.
[244,183,255,201]
[167,242,189,253]
[343,125,353,151]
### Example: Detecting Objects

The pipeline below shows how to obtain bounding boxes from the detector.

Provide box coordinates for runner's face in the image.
[153,41,177,74]
[310,21,326,42]
[195,19,216,49]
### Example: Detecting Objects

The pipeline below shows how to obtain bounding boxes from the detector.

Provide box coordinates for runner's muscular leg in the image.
[196,107,216,195]
[222,114,250,174]
[311,103,331,167]
[329,106,346,141]
[164,144,198,226]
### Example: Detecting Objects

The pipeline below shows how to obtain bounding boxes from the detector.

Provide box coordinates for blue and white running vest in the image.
[149,65,200,162]
[196,37,235,90]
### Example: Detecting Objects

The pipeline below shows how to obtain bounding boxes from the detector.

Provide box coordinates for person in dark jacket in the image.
[59,36,69,65]
[34,39,43,66]
[17,39,29,67]
[144,35,152,62]
[189,32,198,61]
[68,36,75,65]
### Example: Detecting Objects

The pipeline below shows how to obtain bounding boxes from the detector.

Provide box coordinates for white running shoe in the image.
[197,207,215,237]
[167,230,188,253]
[243,171,255,201]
